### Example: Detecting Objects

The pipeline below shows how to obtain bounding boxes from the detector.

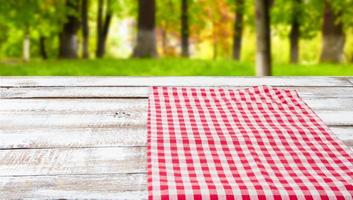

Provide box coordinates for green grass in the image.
[0,58,353,76]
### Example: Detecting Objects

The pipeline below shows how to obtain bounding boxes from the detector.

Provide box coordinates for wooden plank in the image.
[0,126,352,149]
[0,127,146,148]
[0,112,146,129]
[302,98,353,110]
[0,98,352,112]
[0,99,148,113]
[0,86,148,99]
[347,77,353,85]
[0,99,352,149]
[0,77,351,87]
[330,127,353,146]
[1,109,352,129]
[0,173,147,199]
[0,77,351,199]
[317,111,353,126]
[2,86,353,99]
[0,147,146,176]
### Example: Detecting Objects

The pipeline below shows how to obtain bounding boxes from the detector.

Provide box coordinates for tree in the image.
[39,36,48,59]
[181,0,190,57]
[0,0,41,61]
[289,0,301,63]
[23,27,31,61]
[81,0,89,58]
[233,0,244,60]
[96,0,113,58]
[255,0,272,76]
[59,0,81,59]
[133,0,157,58]
[272,0,322,63]
[197,0,233,59]
[320,0,345,63]
[36,0,68,60]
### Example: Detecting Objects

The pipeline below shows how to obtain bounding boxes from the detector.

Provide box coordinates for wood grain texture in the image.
[1,109,352,129]
[0,77,352,199]
[0,97,352,112]
[347,77,353,85]
[0,147,146,176]
[0,126,351,149]
[2,86,353,99]
[0,127,146,148]
[0,99,352,149]
[0,173,147,199]
[0,77,351,87]
[0,99,148,113]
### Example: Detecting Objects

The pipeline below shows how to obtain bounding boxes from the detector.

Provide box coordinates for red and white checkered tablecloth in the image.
[147,86,353,200]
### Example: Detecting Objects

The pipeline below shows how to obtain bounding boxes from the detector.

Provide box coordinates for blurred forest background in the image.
[0,0,353,76]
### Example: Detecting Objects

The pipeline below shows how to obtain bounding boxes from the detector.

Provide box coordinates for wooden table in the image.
[0,77,352,199]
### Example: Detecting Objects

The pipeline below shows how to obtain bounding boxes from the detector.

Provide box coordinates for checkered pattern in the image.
[147,86,353,200]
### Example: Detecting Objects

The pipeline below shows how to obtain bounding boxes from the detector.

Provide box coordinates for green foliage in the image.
[0,0,352,63]
[157,0,179,25]
[272,0,323,39]
[0,0,40,28]
[0,0,69,58]
[113,0,136,18]
[330,0,353,28]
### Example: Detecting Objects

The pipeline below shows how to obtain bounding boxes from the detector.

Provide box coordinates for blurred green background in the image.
[0,0,352,76]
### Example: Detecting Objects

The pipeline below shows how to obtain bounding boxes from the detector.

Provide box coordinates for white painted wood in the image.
[0,86,148,98]
[0,98,352,113]
[0,127,146,148]
[0,112,146,129]
[0,147,146,176]
[2,86,353,99]
[0,77,352,199]
[0,98,352,149]
[0,110,351,130]
[0,126,351,149]
[0,173,147,199]
[347,77,353,85]
[0,99,148,113]
[0,77,351,87]
[302,98,353,110]
[330,127,353,146]
[316,110,353,126]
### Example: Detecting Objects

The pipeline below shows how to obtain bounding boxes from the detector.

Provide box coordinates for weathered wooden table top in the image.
[0,77,353,199]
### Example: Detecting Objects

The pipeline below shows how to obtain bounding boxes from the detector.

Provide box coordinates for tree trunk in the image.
[233,0,244,60]
[320,0,345,63]
[23,27,30,62]
[96,0,103,58]
[96,0,112,58]
[289,18,300,63]
[39,36,48,60]
[181,0,189,57]
[59,0,80,59]
[289,0,300,63]
[81,0,89,59]
[133,0,157,58]
[255,0,272,76]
